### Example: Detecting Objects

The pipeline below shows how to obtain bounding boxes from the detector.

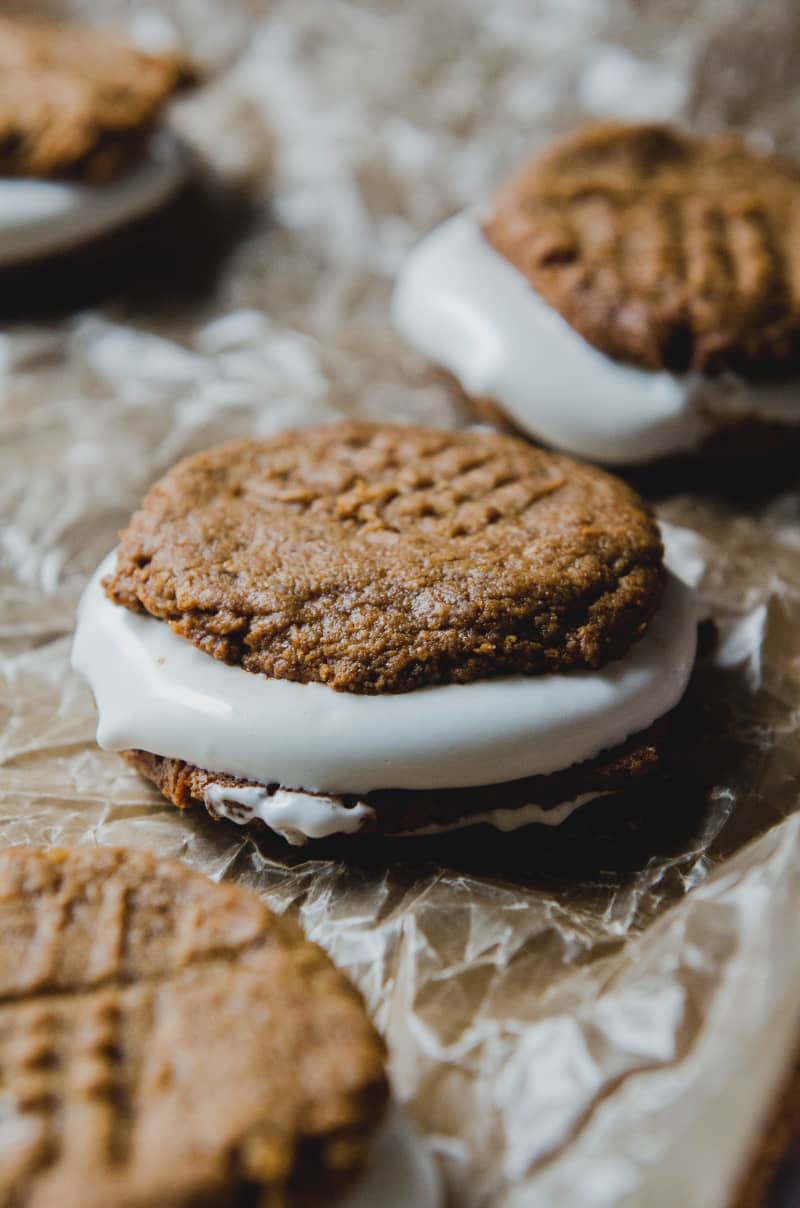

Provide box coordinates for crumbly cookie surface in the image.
[123,712,674,838]
[0,16,189,179]
[484,121,800,376]
[106,422,665,694]
[0,846,387,1208]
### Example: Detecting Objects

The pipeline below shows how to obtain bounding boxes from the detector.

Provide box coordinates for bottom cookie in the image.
[123,711,679,845]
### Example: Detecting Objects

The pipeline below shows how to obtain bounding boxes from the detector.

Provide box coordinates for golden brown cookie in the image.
[484,121,800,375]
[0,16,190,180]
[0,846,388,1208]
[105,422,665,694]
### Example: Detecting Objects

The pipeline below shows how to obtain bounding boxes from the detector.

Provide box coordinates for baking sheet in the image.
[2,1,800,1205]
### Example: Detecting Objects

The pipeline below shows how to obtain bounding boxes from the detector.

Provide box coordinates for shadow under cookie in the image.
[468,388,800,504]
[0,163,258,320]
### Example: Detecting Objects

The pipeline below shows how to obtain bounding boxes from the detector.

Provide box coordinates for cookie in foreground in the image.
[0,15,192,267]
[73,422,702,845]
[393,122,800,466]
[0,845,439,1208]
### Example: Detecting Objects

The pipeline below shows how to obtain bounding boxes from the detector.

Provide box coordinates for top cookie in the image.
[0,846,387,1208]
[484,121,800,376]
[106,422,664,694]
[0,16,190,179]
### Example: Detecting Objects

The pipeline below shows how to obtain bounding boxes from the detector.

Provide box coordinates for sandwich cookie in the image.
[393,122,800,465]
[73,422,701,844]
[0,846,440,1208]
[0,15,191,268]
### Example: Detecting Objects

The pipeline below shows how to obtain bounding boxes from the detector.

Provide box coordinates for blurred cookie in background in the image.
[393,122,800,470]
[0,14,193,269]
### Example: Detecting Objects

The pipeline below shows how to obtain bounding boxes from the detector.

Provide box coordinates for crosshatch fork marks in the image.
[485,121,800,375]
[0,848,388,1208]
[0,982,155,1186]
[0,845,272,999]
[106,422,665,694]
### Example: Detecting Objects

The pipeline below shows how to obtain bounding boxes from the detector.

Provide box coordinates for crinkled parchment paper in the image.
[2,2,800,1205]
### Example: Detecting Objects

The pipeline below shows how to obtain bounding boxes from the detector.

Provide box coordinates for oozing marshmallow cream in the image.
[0,133,186,268]
[72,523,701,842]
[203,783,374,845]
[392,212,800,464]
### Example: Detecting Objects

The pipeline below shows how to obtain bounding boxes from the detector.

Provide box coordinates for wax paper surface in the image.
[2,2,800,1205]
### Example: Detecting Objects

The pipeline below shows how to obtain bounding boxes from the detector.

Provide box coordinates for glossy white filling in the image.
[72,522,699,845]
[394,791,611,839]
[392,212,800,464]
[204,783,374,845]
[0,133,186,268]
[73,554,696,798]
[203,782,611,843]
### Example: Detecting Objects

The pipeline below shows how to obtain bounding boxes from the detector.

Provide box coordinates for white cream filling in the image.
[72,521,699,849]
[204,783,610,844]
[204,783,374,846]
[392,211,800,464]
[394,791,611,839]
[0,133,186,268]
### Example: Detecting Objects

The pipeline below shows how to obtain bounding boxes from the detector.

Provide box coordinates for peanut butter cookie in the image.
[105,422,665,694]
[0,15,190,179]
[484,121,800,376]
[0,846,387,1207]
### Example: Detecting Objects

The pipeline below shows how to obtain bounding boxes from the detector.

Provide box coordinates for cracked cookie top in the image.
[105,422,664,694]
[484,121,800,376]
